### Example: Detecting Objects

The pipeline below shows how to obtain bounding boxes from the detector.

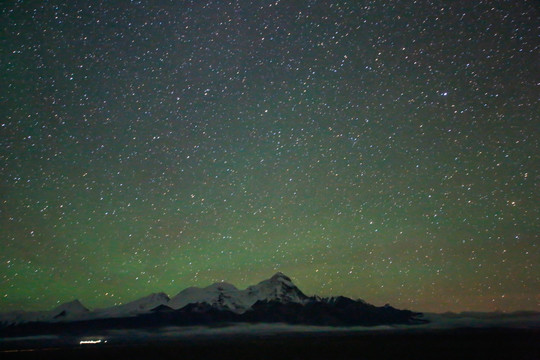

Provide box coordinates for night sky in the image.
[1,0,538,314]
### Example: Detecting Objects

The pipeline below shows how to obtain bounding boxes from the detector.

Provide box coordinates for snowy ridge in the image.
[0,310,48,325]
[169,273,308,314]
[169,272,308,314]
[168,282,247,313]
[0,299,89,325]
[244,272,308,306]
[0,273,308,324]
[93,292,170,318]
[50,299,89,320]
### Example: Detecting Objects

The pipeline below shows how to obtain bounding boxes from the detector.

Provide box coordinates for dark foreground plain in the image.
[1,328,539,360]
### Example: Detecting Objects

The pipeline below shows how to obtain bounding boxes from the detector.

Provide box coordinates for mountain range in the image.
[0,273,424,334]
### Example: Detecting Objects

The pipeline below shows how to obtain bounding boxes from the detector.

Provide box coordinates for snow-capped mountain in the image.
[0,273,426,330]
[93,292,170,318]
[168,282,246,313]
[244,272,308,305]
[168,272,308,313]
[0,299,89,325]
[0,273,306,324]
[49,299,89,320]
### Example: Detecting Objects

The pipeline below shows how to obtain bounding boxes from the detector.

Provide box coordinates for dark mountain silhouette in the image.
[0,273,425,337]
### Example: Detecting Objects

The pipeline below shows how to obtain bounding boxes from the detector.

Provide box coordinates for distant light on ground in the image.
[80,339,106,345]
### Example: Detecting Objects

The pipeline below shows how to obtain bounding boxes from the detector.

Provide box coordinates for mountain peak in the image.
[247,272,308,305]
[64,299,83,306]
[49,299,90,320]
[267,272,297,289]
[131,292,170,307]
[52,299,89,314]
[205,282,238,292]
[147,292,170,302]
[270,272,291,281]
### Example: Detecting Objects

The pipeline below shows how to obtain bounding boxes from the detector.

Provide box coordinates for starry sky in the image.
[1,0,539,314]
